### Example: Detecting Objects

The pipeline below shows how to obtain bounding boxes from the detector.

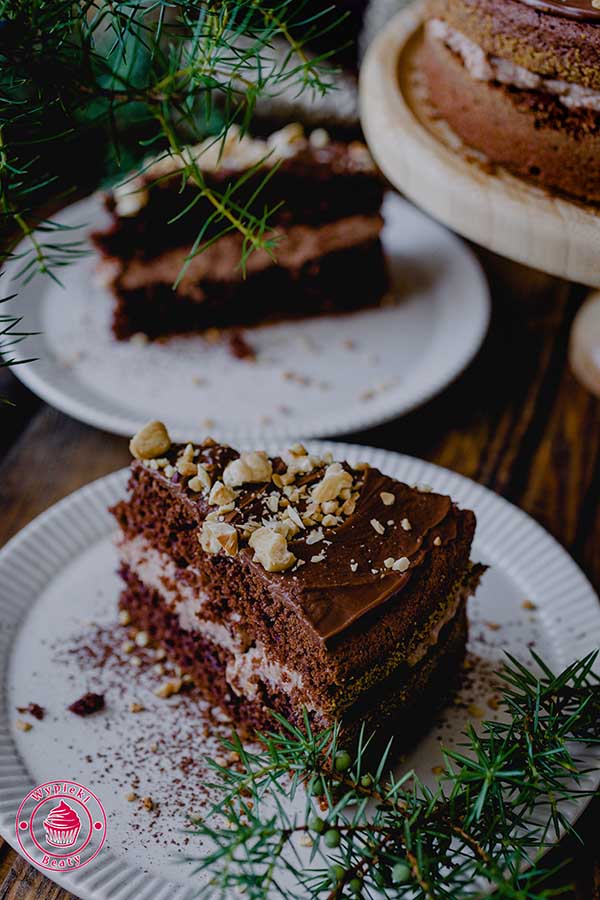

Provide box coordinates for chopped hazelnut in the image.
[176,458,198,478]
[370,518,385,535]
[200,520,238,557]
[208,481,236,507]
[392,556,410,573]
[249,527,296,572]
[284,505,305,531]
[341,494,358,516]
[311,463,353,503]
[306,528,324,545]
[321,514,339,528]
[401,518,412,531]
[154,679,183,699]
[223,451,272,486]
[380,491,395,506]
[288,442,307,456]
[129,421,171,460]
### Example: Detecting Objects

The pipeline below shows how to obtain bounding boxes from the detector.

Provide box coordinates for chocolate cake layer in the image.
[92,125,384,261]
[118,564,469,749]
[115,529,481,713]
[106,216,388,340]
[426,0,600,90]
[421,36,600,203]
[112,426,484,746]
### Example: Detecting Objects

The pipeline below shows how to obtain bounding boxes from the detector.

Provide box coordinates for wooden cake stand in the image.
[358,1,600,393]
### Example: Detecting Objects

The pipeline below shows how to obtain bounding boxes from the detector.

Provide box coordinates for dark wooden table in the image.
[1,250,599,898]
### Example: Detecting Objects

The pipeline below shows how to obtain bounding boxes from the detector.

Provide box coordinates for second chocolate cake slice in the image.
[93,124,389,340]
[111,422,484,749]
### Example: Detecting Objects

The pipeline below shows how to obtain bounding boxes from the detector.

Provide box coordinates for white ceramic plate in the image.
[4,194,489,442]
[1,444,599,900]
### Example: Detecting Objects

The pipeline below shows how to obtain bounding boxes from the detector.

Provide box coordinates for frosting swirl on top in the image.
[44,800,81,830]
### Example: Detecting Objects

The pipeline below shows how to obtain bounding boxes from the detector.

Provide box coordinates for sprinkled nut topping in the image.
[200,520,239,557]
[223,451,273,487]
[401,518,412,531]
[176,458,198,478]
[129,420,171,460]
[311,463,353,503]
[154,679,183,699]
[189,463,212,493]
[380,491,395,506]
[370,518,385,535]
[392,556,410,573]
[433,536,442,546]
[209,481,236,507]
[249,527,296,572]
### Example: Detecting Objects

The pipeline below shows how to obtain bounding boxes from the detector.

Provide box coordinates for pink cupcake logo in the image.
[15,780,106,872]
[43,799,81,847]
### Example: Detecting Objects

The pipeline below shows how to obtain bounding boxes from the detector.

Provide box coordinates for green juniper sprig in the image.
[188,651,600,899]
[0,0,346,380]
[0,0,345,276]
[0,288,35,403]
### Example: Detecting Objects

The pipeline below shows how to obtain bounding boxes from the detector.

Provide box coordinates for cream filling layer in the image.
[117,534,466,712]
[117,535,310,704]
[428,19,600,112]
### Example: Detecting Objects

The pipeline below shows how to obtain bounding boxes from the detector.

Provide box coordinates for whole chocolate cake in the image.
[111,422,485,750]
[422,0,600,203]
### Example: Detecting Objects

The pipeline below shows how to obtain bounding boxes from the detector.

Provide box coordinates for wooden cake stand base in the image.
[359,2,600,290]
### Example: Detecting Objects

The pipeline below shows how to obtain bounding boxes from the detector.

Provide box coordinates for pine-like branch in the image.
[0,0,344,275]
[187,652,600,899]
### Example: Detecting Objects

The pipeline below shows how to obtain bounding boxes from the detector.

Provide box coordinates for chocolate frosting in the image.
[140,444,465,645]
[517,0,600,22]
[265,469,459,641]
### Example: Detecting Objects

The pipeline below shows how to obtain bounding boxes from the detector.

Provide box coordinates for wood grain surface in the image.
[1,250,599,898]
[359,2,600,289]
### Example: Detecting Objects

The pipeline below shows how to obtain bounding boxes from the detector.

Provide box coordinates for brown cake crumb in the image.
[228,330,256,361]
[17,703,45,720]
[68,692,105,716]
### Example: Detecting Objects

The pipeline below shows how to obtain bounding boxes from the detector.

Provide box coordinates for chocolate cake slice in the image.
[111,422,484,749]
[422,0,600,204]
[92,124,389,340]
